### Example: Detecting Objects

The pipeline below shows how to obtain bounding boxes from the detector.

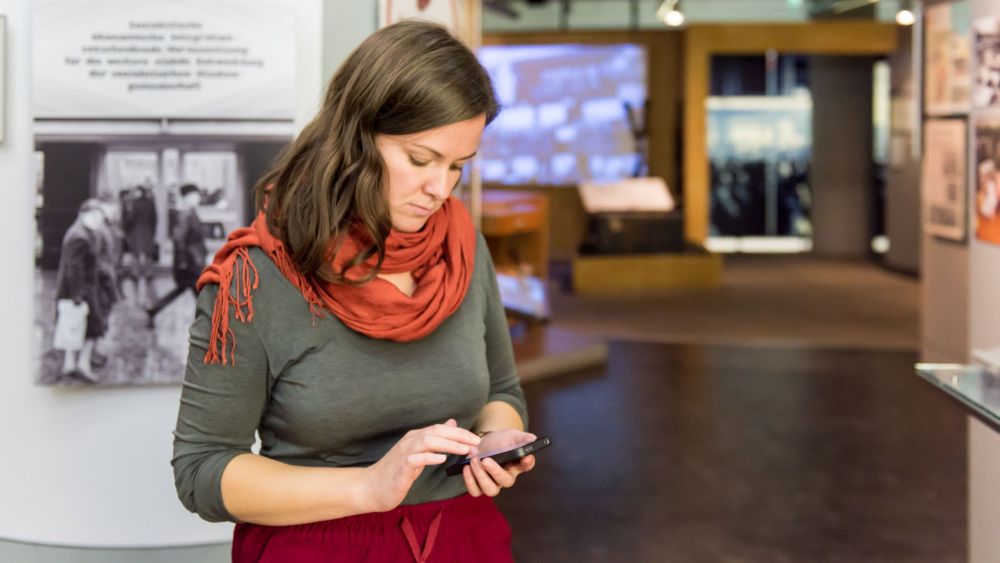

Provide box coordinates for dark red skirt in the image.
[232,493,514,563]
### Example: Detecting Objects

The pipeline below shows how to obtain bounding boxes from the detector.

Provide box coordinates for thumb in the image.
[443,418,457,427]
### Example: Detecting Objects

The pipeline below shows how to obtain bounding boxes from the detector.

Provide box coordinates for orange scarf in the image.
[197,197,476,365]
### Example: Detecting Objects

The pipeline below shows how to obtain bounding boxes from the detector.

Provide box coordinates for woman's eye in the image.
[409,157,429,167]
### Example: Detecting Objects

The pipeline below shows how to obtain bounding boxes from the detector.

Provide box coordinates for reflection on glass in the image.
[915,364,1000,429]
[708,95,812,239]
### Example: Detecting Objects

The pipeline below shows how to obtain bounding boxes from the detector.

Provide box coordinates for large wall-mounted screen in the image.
[477,44,647,186]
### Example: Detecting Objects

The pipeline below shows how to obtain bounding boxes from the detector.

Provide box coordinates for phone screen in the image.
[444,436,552,476]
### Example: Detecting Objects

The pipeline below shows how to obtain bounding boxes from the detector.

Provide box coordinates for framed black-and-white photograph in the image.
[922,119,968,241]
[975,16,1000,109]
[33,136,291,386]
[32,1,295,386]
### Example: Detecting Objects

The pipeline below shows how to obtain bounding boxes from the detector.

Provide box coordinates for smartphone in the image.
[445,436,552,477]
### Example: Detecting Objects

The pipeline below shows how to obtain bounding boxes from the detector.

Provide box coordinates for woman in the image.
[172,21,535,562]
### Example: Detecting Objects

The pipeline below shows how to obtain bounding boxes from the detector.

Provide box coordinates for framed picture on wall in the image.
[31,2,296,387]
[975,16,1000,109]
[975,116,1000,245]
[925,1,974,116]
[922,119,968,241]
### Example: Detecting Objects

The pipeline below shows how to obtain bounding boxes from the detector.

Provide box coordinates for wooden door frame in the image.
[683,22,899,243]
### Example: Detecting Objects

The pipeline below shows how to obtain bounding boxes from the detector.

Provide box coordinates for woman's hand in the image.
[360,419,480,512]
[462,429,537,498]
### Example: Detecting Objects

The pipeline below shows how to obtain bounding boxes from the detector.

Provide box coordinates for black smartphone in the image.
[445,436,552,477]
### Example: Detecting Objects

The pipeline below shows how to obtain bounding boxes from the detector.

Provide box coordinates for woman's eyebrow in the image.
[412,143,477,161]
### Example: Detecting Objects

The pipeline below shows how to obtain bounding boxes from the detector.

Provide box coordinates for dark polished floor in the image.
[497,341,966,563]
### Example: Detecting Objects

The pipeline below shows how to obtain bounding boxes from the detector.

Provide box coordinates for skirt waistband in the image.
[232,493,513,563]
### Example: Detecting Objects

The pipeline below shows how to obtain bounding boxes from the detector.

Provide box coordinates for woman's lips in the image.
[408,203,433,216]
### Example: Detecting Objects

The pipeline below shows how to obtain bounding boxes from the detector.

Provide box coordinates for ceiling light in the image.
[657,0,685,27]
[895,0,915,26]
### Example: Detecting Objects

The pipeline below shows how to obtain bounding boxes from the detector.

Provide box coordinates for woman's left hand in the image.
[462,429,537,497]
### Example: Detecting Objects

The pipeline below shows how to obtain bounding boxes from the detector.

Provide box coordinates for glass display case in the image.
[916,363,1000,432]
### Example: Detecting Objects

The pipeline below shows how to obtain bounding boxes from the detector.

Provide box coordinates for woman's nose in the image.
[423,166,451,200]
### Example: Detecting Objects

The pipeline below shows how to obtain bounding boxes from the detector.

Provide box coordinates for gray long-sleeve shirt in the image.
[171,233,527,523]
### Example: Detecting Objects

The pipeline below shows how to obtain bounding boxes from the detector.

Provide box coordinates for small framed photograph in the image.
[922,119,968,241]
[974,16,1000,109]
[975,117,1000,245]
[924,2,974,116]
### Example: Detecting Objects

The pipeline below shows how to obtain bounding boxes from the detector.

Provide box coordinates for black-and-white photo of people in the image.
[147,184,207,328]
[54,199,117,382]
[121,185,158,306]
[34,138,287,386]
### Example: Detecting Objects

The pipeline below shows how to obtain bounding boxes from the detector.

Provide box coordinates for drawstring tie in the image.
[400,510,443,563]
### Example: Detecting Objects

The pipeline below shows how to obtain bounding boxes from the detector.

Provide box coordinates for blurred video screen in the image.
[477,44,647,186]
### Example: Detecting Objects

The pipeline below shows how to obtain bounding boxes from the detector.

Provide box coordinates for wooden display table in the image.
[573,247,723,295]
[479,190,549,278]
[476,189,606,380]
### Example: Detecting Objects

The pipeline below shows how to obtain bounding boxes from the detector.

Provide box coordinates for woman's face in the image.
[376,114,486,233]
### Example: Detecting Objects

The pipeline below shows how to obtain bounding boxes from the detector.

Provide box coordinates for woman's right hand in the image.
[358,418,480,513]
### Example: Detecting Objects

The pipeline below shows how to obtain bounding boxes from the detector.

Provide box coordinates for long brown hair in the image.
[256,20,499,284]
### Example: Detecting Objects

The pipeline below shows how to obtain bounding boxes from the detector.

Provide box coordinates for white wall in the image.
[969,189,1000,353]
[921,236,969,361]
[969,416,1000,563]
[0,0,329,548]
[322,2,377,102]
